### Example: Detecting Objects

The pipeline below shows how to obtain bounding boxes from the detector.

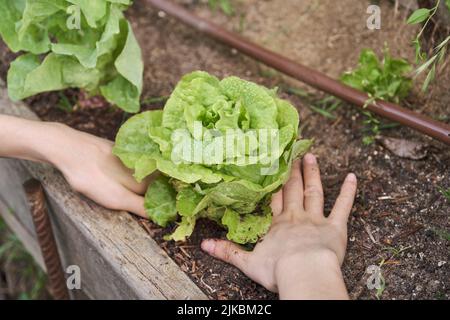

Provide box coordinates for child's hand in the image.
[48,123,150,218]
[201,154,357,299]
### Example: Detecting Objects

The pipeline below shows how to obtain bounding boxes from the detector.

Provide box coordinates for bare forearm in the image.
[275,251,349,300]
[0,115,61,164]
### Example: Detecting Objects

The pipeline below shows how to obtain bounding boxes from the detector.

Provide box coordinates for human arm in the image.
[0,114,148,218]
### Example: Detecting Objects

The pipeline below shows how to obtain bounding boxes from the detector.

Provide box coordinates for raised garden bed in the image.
[0,1,449,300]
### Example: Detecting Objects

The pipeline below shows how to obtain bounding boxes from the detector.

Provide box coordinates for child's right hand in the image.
[201,154,357,299]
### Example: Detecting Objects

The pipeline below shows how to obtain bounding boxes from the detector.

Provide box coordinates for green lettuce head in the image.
[114,71,312,244]
[0,0,143,113]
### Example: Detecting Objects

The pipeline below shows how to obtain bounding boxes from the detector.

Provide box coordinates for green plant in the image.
[341,49,413,104]
[208,0,234,16]
[114,71,312,244]
[310,96,341,120]
[407,0,450,91]
[438,186,450,201]
[375,245,412,299]
[341,49,413,144]
[0,0,143,113]
[433,228,450,241]
[361,111,381,145]
[0,218,48,299]
[283,87,342,120]
[57,92,74,113]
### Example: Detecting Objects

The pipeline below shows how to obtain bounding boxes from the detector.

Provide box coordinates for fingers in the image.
[282,160,304,211]
[201,239,249,272]
[270,190,283,217]
[302,154,324,217]
[86,181,147,219]
[113,157,149,195]
[122,175,150,195]
[118,188,147,218]
[330,173,357,225]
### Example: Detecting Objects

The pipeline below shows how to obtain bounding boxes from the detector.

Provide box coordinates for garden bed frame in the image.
[0,80,207,300]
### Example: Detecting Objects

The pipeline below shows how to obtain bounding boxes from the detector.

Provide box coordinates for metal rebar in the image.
[145,0,450,145]
[23,179,69,300]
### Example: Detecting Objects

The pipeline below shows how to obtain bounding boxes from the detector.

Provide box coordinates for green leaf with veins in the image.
[0,0,143,113]
[144,176,177,227]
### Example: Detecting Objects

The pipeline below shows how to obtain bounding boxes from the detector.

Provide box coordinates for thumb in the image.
[201,239,249,273]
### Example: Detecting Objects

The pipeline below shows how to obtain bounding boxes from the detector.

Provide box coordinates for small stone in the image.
[437,261,446,267]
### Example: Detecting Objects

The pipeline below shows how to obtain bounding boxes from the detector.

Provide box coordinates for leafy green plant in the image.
[0,218,48,299]
[114,71,312,244]
[283,87,342,120]
[310,96,341,120]
[0,0,143,113]
[208,0,234,16]
[407,0,450,91]
[341,49,413,144]
[361,111,381,145]
[341,49,413,103]
[57,92,75,113]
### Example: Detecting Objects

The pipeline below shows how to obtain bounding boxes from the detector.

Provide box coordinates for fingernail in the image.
[304,153,316,164]
[201,240,216,254]
[346,173,357,182]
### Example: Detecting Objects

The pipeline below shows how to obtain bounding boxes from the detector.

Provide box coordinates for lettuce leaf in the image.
[163,216,196,242]
[144,176,177,227]
[222,208,272,244]
[0,0,143,113]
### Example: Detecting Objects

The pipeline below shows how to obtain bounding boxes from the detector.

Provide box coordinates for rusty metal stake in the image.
[23,179,69,300]
[145,0,450,145]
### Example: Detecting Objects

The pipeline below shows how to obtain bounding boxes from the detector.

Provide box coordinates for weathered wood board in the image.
[0,82,207,300]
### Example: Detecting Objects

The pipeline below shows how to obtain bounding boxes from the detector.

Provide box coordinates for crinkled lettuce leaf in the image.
[0,0,143,113]
[114,71,312,243]
[144,176,177,227]
[163,216,196,242]
[176,186,208,217]
[222,208,272,244]
[113,111,162,182]
[7,53,101,101]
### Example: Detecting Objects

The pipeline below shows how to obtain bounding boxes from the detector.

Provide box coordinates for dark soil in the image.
[0,0,448,300]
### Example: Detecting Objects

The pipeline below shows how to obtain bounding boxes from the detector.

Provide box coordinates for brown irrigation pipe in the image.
[145,0,450,145]
[24,179,70,300]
